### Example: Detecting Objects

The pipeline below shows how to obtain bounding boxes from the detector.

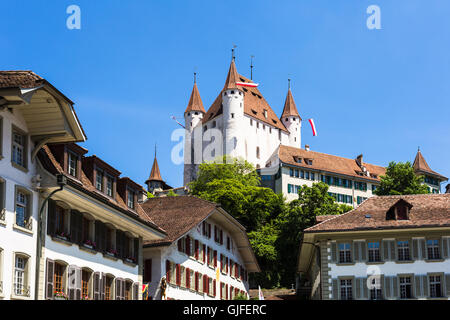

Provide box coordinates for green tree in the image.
[374,161,429,195]
[166,189,178,197]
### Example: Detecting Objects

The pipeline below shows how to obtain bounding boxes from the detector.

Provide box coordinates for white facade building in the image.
[0,71,86,300]
[141,196,260,300]
[298,194,450,300]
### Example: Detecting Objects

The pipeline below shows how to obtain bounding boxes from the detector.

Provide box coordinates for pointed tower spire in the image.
[147,148,164,183]
[223,59,240,91]
[413,149,433,173]
[281,81,301,119]
[185,75,205,114]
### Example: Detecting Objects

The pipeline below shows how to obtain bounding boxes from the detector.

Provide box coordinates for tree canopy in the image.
[374,161,429,195]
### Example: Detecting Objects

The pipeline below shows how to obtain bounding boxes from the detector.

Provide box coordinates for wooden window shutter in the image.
[194,272,198,291]
[414,275,422,298]
[202,244,206,263]
[220,254,223,271]
[176,264,181,286]
[220,230,223,245]
[75,267,82,300]
[422,275,429,298]
[214,226,217,242]
[330,242,337,263]
[226,257,228,273]
[121,279,125,300]
[220,282,223,299]
[390,241,396,261]
[166,260,171,283]
[208,224,211,239]
[144,259,152,283]
[115,278,120,300]
[214,250,217,268]
[445,274,450,297]
[332,279,338,300]
[47,200,56,236]
[384,276,391,298]
[101,273,106,300]
[133,282,139,300]
[392,276,399,299]
[441,238,448,259]
[412,239,419,260]
[185,236,190,255]
[186,268,190,289]
[178,239,183,252]
[202,221,206,236]
[213,279,216,297]
[363,277,369,299]
[420,239,427,260]
[194,240,199,260]
[45,259,55,299]
[68,265,77,300]
[133,238,139,261]
[360,242,367,261]
[226,284,228,300]
[352,242,359,262]
[93,272,100,300]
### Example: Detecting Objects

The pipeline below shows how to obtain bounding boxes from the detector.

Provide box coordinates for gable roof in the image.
[202,62,289,132]
[38,145,164,233]
[185,83,205,113]
[413,150,448,181]
[141,195,260,272]
[305,194,450,233]
[278,145,385,182]
[281,88,301,119]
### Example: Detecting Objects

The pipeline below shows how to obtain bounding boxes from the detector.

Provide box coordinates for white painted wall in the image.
[144,217,249,300]
[0,109,39,300]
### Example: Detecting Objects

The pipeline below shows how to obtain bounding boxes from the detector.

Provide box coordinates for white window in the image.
[400,276,412,299]
[426,239,440,260]
[338,243,351,263]
[106,175,114,197]
[368,242,381,262]
[15,190,29,229]
[397,241,410,261]
[12,131,26,168]
[68,152,77,177]
[340,279,352,300]
[429,275,442,298]
[14,255,29,297]
[127,189,135,209]
[96,169,104,191]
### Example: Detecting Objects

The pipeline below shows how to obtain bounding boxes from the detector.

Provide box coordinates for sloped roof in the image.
[281,88,301,119]
[0,70,44,88]
[38,145,164,233]
[413,150,447,180]
[278,145,386,182]
[146,156,164,183]
[305,193,450,233]
[185,83,205,113]
[202,62,288,132]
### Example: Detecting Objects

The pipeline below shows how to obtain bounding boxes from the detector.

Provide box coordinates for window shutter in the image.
[226,257,228,273]
[422,275,429,298]
[208,224,211,239]
[176,264,181,286]
[115,278,120,300]
[203,244,206,263]
[186,268,190,289]
[384,276,391,299]
[355,278,362,299]
[101,273,106,300]
[363,277,369,299]
[330,242,337,263]
[360,242,367,262]
[213,280,216,297]
[194,240,199,260]
[166,260,171,283]
[178,239,183,252]
[392,276,399,299]
[390,241,396,261]
[420,239,426,260]
[47,200,56,236]
[75,212,83,245]
[412,239,419,260]
[414,275,422,298]
[121,279,125,300]
[226,284,229,300]
[442,238,448,259]
[95,221,102,252]
[45,259,55,299]
[214,226,217,242]
[185,236,190,255]
[94,272,100,300]
[214,250,217,268]
[133,282,139,300]
[220,230,223,245]
[445,274,450,297]
[332,279,338,300]
[382,240,389,261]
[144,259,152,283]
[70,210,78,244]
[68,265,77,300]
[75,267,82,300]
[194,272,199,292]
[353,242,359,262]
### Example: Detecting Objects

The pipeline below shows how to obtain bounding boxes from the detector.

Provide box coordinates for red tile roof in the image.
[38,145,164,233]
[413,150,448,180]
[185,83,205,113]
[305,193,450,233]
[202,62,289,132]
[278,145,385,182]
[281,88,301,119]
[0,70,43,88]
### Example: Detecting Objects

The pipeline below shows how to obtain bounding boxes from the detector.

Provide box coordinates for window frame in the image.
[12,252,30,298]
[14,186,32,231]
[11,125,28,171]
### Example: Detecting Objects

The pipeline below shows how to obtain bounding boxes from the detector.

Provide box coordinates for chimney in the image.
[356,154,363,167]
[305,144,310,151]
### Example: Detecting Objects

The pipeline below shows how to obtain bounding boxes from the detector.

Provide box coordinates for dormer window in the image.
[294,157,302,164]
[127,189,135,209]
[386,199,412,220]
[106,175,114,197]
[96,169,104,192]
[263,109,268,118]
[68,151,78,177]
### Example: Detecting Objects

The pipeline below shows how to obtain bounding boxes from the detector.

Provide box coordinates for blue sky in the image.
[1,0,449,190]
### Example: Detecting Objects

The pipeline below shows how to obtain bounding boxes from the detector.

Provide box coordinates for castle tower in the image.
[281,82,302,148]
[222,59,245,159]
[146,150,165,194]
[183,76,205,186]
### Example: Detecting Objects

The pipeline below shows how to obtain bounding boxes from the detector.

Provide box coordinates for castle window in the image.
[212,121,216,128]
[263,110,268,118]
[285,118,288,122]
[256,147,260,159]
[187,113,190,116]
[250,119,253,126]
[269,128,272,134]
[231,91,234,94]
[231,113,234,119]
[263,125,265,130]
[195,112,198,115]
[256,122,259,129]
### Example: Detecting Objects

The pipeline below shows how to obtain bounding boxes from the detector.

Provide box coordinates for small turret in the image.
[184,74,205,132]
[281,81,302,148]
[146,149,165,194]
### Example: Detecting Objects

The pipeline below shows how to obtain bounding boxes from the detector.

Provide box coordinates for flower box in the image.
[105,251,116,257]
[83,244,94,250]
[125,258,136,264]
[55,234,69,241]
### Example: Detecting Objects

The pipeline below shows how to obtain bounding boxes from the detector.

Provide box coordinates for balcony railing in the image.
[13,283,30,297]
